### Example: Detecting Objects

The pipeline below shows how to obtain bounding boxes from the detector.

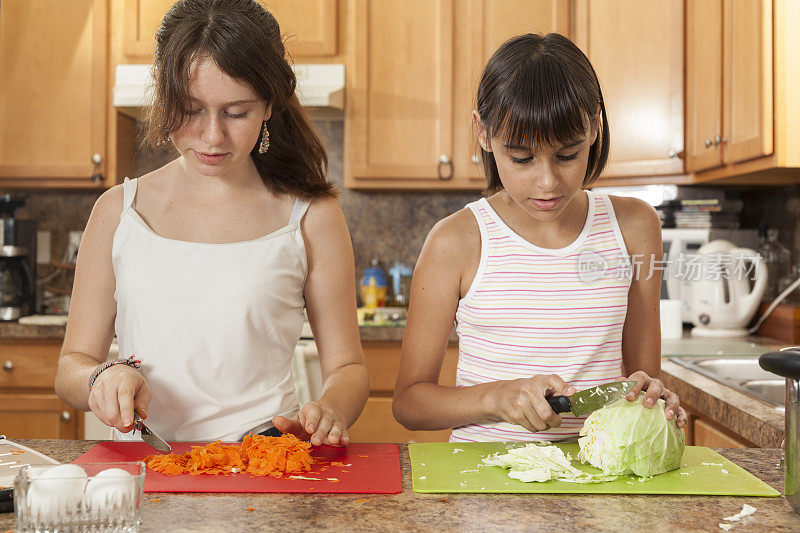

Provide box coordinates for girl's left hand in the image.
[272,401,351,447]
[625,371,688,428]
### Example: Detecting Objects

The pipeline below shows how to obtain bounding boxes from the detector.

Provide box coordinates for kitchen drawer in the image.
[349,396,452,444]
[0,393,80,439]
[0,340,61,389]
[363,342,458,392]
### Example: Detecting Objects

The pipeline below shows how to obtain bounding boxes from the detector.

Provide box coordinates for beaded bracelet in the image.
[88,355,142,390]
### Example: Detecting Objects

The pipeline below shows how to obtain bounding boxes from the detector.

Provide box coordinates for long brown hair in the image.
[476,33,610,194]
[142,0,335,198]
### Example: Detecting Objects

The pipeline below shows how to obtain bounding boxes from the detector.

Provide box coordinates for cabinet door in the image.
[266,0,338,57]
[459,0,571,183]
[0,0,107,186]
[573,0,683,179]
[121,0,338,62]
[722,0,773,164]
[349,342,458,443]
[693,418,751,448]
[685,0,724,172]
[347,0,454,187]
[120,0,174,60]
[0,394,79,439]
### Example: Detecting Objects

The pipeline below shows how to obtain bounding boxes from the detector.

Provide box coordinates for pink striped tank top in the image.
[451,190,632,442]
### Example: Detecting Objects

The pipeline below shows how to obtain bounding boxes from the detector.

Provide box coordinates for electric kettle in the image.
[688,239,767,337]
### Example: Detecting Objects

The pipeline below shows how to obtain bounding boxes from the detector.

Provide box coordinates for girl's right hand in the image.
[487,374,576,433]
[87,365,152,433]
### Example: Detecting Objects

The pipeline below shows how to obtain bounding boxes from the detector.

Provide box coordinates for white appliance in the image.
[113,63,344,110]
[662,228,759,322]
[688,239,767,338]
[293,321,323,404]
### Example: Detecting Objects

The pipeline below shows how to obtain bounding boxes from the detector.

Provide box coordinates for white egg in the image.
[83,468,136,517]
[27,464,88,522]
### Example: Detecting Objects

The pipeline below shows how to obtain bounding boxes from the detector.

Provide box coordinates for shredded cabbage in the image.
[482,443,617,484]
[577,395,685,477]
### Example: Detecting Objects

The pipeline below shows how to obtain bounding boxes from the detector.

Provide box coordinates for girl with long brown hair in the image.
[56,0,367,446]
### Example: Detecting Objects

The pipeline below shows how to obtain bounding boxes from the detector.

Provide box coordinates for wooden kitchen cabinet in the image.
[118,0,339,63]
[572,0,684,183]
[0,0,108,188]
[683,405,754,448]
[686,0,772,173]
[348,341,458,443]
[0,339,82,439]
[688,0,800,184]
[346,0,570,190]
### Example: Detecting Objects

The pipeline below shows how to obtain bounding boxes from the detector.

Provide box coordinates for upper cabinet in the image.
[687,0,773,172]
[572,0,684,183]
[345,0,570,190]
[687,0,800,182]
[119,0,340,64]
[0,0,108,188]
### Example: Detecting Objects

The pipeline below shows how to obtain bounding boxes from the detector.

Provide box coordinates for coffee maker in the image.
[0,195,36,320]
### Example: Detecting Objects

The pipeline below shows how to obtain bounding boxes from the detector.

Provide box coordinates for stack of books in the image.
[673,199,743,229]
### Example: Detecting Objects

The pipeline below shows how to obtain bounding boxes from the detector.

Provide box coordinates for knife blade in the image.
[547,380,638,417]
[134,414,171,453]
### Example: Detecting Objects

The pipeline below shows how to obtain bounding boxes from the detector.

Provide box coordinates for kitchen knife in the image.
[547,380,638,417]
[133,414,171,453]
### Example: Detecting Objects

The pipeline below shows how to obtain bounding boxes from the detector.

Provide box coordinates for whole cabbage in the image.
[577,395,685,477]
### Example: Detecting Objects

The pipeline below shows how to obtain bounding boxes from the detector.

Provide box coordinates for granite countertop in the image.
[662,359,785,448]
[1,440,798,532]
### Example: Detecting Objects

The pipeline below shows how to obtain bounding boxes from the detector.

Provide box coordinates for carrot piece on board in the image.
[143,434,315,477]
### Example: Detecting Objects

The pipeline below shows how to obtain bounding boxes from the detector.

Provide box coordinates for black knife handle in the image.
[547,395,572,414]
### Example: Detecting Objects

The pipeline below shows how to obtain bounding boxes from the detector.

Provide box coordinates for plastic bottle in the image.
[360,258,388,309]
[388,261,413,307]
[758,225,791,301]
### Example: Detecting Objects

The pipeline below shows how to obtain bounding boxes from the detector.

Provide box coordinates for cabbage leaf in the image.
[482,443,618,484]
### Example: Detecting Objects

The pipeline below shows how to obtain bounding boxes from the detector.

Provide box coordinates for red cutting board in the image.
[72,442,401,494]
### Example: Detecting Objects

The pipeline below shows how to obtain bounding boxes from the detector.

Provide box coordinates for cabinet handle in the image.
[668,150,679,159]
[60,411,72,422]
[471,154,480,164]
[437,154,453,181]
[91,154,103,185]
[713,135,722,146]
[704,138,713,148]
[720,136,728,144]
[2,360,12,371]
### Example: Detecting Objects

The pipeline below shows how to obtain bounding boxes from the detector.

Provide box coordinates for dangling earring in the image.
[258,121,270,154]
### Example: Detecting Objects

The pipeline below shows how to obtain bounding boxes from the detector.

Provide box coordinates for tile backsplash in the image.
[6,118,800,300]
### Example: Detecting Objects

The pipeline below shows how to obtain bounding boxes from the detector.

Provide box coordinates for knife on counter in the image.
[133,414,171,453]
[547,380,638,417]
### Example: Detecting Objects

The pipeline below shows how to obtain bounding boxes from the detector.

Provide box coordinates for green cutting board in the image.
[409,443,779,496]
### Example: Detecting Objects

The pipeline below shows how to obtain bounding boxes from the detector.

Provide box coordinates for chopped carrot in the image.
[144,434,315,477]
[438,498,447,502]
[149,498,161,503]
[246,507,254,512]
[356,498,369,503]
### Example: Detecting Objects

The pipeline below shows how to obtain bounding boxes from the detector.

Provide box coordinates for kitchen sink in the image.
[669,356,786,408]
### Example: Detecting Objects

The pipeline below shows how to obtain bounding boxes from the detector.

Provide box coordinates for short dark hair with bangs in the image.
[476,33,609,194]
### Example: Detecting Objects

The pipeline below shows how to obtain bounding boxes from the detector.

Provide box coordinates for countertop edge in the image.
[662,360,785,448]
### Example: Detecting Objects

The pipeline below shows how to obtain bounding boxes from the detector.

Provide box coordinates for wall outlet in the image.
[67,231,83,264]
[36,231,51,264]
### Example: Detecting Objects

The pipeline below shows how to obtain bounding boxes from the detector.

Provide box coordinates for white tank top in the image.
[111,177,308,442]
